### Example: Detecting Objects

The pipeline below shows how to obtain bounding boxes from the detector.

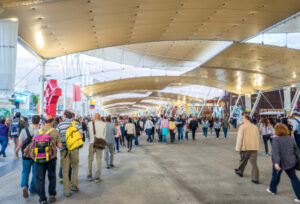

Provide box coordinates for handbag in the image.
[294,142,300,171]
[92,121,106,150]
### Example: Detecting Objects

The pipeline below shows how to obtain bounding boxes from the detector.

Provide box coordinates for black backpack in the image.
[21,128,33,160]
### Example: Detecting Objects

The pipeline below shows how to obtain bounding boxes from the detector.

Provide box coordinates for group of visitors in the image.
[235,113,300,203]
[0,111,300,203]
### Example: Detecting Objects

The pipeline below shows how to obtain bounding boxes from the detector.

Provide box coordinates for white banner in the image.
[0,19,18,96]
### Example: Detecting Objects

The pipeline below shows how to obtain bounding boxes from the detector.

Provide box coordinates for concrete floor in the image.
[0,131,299,204]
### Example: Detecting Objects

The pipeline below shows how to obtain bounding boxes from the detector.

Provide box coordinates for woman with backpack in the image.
[160,116,169,144]
[260,117,274,157]
[214,118,221,139]
[202,118,208,138]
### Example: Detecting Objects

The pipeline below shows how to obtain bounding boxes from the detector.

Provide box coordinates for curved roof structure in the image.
[1,0,300,58]
[1,0,300,114]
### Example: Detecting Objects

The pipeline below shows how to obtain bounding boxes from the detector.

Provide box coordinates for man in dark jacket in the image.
[189,117,198,140]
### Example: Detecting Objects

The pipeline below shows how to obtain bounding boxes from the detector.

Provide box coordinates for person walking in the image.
[0,119,9,157]
[18,115,40,198]
[125,118,136,152]
[35,115,62,204]
[145,117,154,143]
[208,118,214,135]
[157,115,163,142]
[260,117,275,156]
[291,113,300,149]
[266,123,300,203]
[160,116,169,144]
[235,115,260,184]
[10,112,26,158]
[169,117,176,143]
[114,120,121,152]
[189,116,198,141]
[221,117,230,139]
[202,118,208,138]
[57,110,83,197]
[176,115,184,141]
[184,118,190,140]
[214,119,221,139]
[105,116,117,169]
[87,113,106,182]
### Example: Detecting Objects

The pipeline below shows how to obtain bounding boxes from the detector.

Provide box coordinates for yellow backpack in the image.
[65,121,84,150]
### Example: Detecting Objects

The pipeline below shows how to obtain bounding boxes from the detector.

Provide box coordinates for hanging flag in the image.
[90,100,95,109]
[73,84,81,102]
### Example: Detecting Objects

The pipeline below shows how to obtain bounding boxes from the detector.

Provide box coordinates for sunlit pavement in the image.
[0,131,298,204]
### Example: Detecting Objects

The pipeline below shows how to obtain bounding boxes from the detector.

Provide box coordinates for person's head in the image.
[15,112,21,118]
[45,115,54,126]
[163,116,166,120]
[292,113,299,118]
[128,118,132,123]
[0,119,5,124]
[160,114,163,118]
[274,123,289,136]
[106,115,111,123]
[93,113,100,121]
[114,120,118,127]
[242,114,250,123]
[63,110,73,119]
[171,117,174,121]
[31,115,41,125]
[261,117,269,126]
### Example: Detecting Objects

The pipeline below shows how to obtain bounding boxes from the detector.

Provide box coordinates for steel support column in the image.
[250,91,262,118]
[290,84,300,116]
[39,60,46,115]
[229,94,241,119]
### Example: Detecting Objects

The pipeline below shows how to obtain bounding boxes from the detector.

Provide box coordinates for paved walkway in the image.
[0,131,298,204]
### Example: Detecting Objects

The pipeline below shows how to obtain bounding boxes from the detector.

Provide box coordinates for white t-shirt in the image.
[290,117,300,131]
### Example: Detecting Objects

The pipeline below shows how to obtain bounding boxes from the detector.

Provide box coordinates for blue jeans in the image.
[185,131,188,140]
[115,138,120,151]
[21,159,36,193]
[209,127,213,134]
[135,135,139,146]
[177,127,183,141]
[202,128,208,137]
[146,129,152,142]
[223,128,228,138]
[269,166,300,199]
[163,135,167,144]
[0,137,8,156]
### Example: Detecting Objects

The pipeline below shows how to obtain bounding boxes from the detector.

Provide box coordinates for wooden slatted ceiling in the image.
[1,0,300,58]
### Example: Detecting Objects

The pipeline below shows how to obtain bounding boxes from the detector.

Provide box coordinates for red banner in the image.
[44,79,61,117]
[73,84,81,102]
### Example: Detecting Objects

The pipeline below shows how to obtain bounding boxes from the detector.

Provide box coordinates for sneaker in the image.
[234,169,243,177]
[106,166,110,169]
[49,196,56,203]
[63,192,71,197]
[59,178,63,183]
[264,153,269,157]
[251,180,259,184]
[110,164,114,168]
[295,199,300,203]
[117,150,121,153]
[94,178,102,183]
[40,200,48,204]
[71,186,79,192]
[23,187,29,198]
[87,176,93,181]
[266,188,275,195]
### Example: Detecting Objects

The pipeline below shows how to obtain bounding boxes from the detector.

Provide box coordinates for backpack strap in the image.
[25,128,32,139]
[46,128,54,135]
[92,121,96,135]
[72,121,76,127]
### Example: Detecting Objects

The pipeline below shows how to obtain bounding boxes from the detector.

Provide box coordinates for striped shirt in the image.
[56,119,83,150]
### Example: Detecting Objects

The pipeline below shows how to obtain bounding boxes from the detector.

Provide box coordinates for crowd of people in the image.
[0,111,299,203]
